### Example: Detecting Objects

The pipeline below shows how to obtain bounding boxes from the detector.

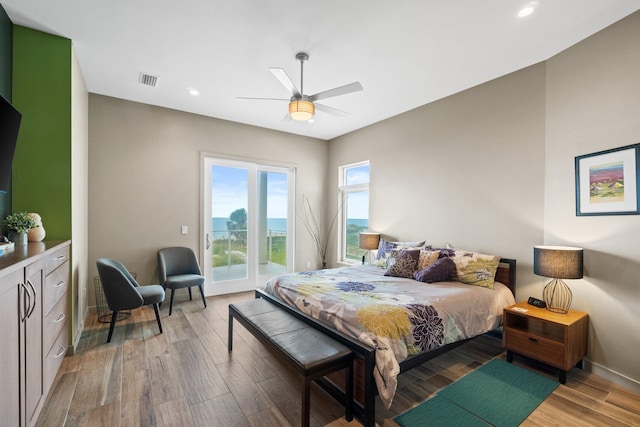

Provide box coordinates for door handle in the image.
[206,233,211,250]
[21,282,30,322]
[27,280,37,318]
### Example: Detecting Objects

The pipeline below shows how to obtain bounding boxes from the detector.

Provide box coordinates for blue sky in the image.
[211,164,369,219]
[211,166,288,218]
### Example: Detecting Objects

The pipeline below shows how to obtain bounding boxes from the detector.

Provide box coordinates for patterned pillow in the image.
[451,250,500,289]
[376,238,425,261]
[413,257,457,283]
[417,249,440,270]
[384,248,420,278]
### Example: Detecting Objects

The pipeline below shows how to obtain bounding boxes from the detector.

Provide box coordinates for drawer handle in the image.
[54,313,66,323]
[55,346,66,358]
[55,280,65,288]
[528,337,538,342]
[56,255,66,261]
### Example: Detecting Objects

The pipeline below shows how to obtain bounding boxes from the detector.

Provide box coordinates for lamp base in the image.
[543,278,572,314]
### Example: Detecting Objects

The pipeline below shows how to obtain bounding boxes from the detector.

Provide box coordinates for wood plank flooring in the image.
[37,291,640,426]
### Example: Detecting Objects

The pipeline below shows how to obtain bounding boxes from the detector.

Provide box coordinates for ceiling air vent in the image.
[139,72,159,87]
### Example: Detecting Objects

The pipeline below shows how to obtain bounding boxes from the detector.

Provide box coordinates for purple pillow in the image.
[413,257,457,283]
[384,248,420,278]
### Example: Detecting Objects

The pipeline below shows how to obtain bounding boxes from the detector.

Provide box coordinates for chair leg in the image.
[107,310,118,343]
[169,289,175,316]
[199,285,207,308]
[188,287,193,300]
[153,303,163,334]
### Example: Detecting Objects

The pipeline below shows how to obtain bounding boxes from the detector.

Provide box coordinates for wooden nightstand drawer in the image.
[503,302,588,383]
[505,328,564,367]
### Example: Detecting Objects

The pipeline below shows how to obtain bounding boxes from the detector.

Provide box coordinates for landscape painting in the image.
[576,144,640,216]
[589,161,624,204]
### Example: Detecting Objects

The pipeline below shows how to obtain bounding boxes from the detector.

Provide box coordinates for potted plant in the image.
[3,212,36,246]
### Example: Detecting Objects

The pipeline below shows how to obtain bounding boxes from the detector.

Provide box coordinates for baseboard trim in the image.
[584,359,640,394]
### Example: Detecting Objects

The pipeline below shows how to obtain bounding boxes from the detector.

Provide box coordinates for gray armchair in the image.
[96,258,165,343]
[157,247,207,315]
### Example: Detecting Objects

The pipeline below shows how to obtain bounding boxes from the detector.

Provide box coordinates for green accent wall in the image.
[0,5,12,229]
[12,26,71,239]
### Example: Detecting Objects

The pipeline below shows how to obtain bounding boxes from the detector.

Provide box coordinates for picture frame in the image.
[575,143,640,216]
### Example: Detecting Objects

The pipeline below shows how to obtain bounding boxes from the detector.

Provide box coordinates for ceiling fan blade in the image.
[310,82,363,102]
[314,103,350,117]
[236,97,289,101]
[281,113,292,122]
[269,68,301,98]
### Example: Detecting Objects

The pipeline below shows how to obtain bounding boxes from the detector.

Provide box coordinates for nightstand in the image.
[503,301,588,383]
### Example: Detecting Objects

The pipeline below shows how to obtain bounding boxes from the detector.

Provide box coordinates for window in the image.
[339,161,370,263]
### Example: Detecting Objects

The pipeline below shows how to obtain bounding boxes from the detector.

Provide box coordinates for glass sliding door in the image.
[203,157,294,295]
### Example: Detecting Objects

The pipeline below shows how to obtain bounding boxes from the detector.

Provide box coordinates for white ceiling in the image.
[3,1,639,140]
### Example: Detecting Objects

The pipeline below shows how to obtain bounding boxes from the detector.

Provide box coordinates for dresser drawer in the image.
[45,246,69,276]
[44,260,69,315]
[43,291,68,353]
[505,328,565,368]
[43,326,68,397]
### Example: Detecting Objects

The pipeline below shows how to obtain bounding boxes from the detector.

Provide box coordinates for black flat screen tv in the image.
[0,94,21,194]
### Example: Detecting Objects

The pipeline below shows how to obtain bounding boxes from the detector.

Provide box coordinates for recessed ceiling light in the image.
[189,88,199,96]
[518,2,538,18]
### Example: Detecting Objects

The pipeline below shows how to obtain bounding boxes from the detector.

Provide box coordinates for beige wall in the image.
[329,11,640,392]
[544,12,640,391]
[87,95,327,307]
[71,46,89,350]
[329,64,547,299]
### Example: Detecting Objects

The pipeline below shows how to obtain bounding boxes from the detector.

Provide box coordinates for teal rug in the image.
[394,359,559,427]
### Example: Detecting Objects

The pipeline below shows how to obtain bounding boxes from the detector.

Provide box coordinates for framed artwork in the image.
[575,143,640,216]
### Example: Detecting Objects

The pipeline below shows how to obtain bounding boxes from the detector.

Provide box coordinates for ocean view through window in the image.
[340,161,370,263]
[203,157,294,295]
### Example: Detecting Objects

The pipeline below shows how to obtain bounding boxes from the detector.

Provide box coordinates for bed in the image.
[256,251,516,427]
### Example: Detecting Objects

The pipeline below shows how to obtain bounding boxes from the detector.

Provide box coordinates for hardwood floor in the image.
[37,291,640,426]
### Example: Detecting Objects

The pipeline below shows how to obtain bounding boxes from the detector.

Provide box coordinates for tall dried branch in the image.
[299,195,340,268]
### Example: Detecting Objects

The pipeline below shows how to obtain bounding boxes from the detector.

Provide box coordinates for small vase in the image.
[11,232,28,246]
[28,226,46,242]
[27,213,45,242]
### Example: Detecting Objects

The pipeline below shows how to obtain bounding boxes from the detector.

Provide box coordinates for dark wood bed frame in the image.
[255,258,516,427]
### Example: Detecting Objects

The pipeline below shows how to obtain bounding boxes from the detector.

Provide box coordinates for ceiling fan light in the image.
[289,100,315,121]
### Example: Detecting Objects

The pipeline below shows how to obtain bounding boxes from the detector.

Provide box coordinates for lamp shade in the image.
[289,100,315,121]
[533,246,583,279]
[359,232,380,250]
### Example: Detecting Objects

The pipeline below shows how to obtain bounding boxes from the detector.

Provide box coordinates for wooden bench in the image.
[228,298,353,427]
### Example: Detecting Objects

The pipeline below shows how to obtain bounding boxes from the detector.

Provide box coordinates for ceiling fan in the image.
[237,52,363,122]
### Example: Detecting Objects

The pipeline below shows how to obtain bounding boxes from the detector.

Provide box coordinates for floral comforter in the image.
[262,264,515,408]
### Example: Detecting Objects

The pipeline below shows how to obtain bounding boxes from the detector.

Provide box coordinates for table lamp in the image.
[359,232,380,265]
[533,246,583,314]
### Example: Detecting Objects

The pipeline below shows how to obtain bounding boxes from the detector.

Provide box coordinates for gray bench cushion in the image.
[230,298,351,375]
